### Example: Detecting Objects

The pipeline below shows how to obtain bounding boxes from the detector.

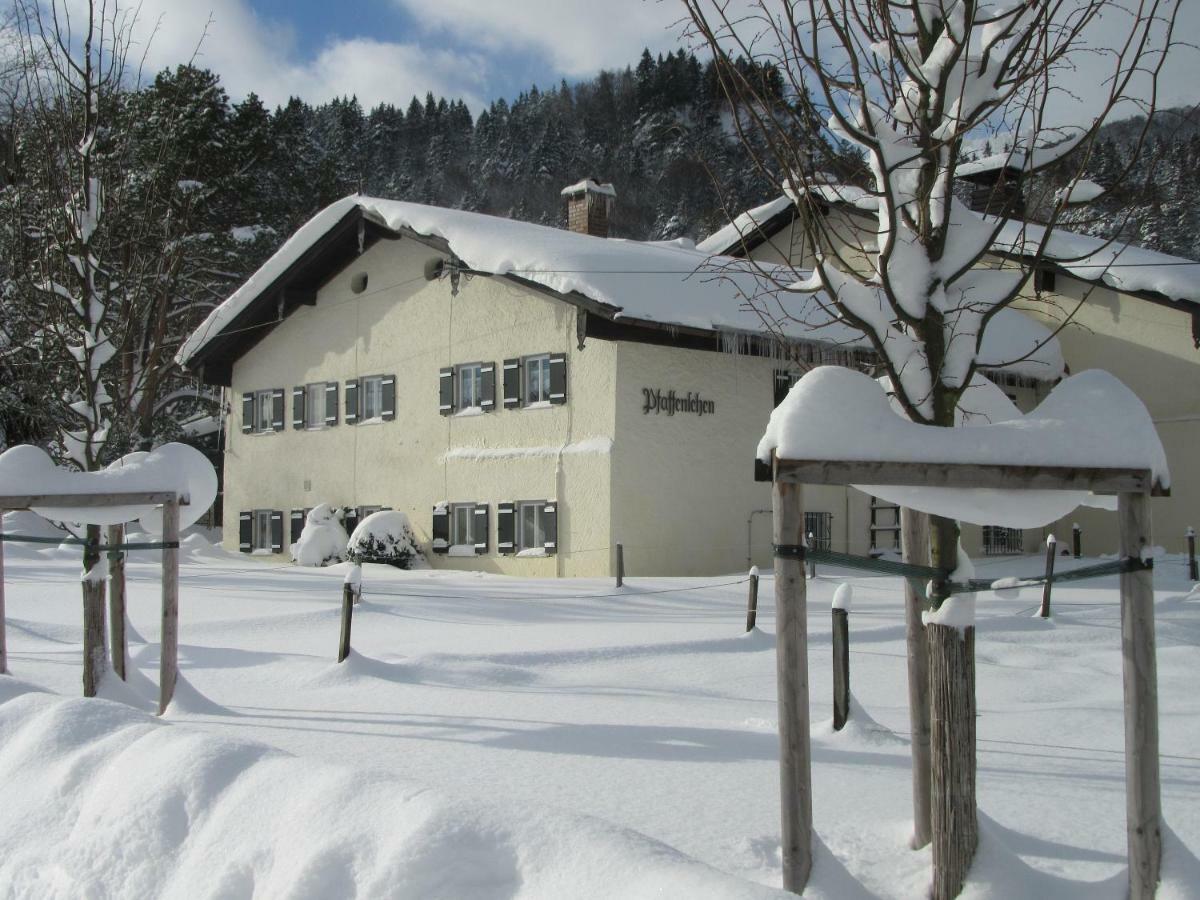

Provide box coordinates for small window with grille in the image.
[805,511,833,551]
[982,525,1024,555]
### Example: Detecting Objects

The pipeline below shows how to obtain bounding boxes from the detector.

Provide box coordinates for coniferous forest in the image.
[0,46,1195,456]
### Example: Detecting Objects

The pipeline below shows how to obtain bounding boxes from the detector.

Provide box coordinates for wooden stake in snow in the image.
[1119,493,1161,899]
[615,542,625,588]
[831,584,852,731]
[339,565,361,663]
[1073,522,1082,559]
[158,496,180,715]
[806,532,816,578]
[1039,534,1057,619]
[82,524,107,699]
[107,523,126,680]
[745,567,759,632]
[901,507,932,849]
[0,508,6,675]
[1187,527,1197,582]
[772,456,812,894]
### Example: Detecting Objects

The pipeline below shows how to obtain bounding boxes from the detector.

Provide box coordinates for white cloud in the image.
[111,0,489,109]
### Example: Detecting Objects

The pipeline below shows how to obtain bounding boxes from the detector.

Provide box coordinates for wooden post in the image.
[901,508,932,849]
[0,507,6,675]
[82,523,107,698]
[1118,492,1161,899]
[745,570,759,632]
[338,582,355,663]
[158,496,180,715]
[615,542,625,588]
[831,606,849,731]
[928,621,978,900]
[772,459,812,893]
[1039,534,1057,619]
[1187,527,1197,582]
[1073,522,1082,559]
[107,523,126,680]
[806,532,816,579]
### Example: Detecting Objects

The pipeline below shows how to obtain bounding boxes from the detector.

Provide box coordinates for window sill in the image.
[356,416,385,426]
[521,400,553,411]
[453,407,485,418]
[515,547,548,558]
[447,544,479,557]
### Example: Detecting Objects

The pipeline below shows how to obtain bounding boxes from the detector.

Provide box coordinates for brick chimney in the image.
[561,178,616,237]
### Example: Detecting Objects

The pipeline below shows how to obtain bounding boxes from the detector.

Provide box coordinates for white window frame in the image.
[252,509,273,550]
[360,375,384,420]
[456,362,483,410]
[253,390,274,433]
[450,502,476,546]
[305,383,325,429]
[517,501,548,552]
[523,354,552,406]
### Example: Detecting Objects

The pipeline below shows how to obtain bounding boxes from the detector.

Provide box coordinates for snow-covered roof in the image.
[178,195,1063,381]
[701,193,1200,306]
[695,196,794,255]
[957,128,1087,178]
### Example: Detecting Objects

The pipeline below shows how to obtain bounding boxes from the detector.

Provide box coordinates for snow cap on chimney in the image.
[562,178,616,237]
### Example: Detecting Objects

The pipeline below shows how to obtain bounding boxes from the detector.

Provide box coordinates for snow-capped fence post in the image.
[107,524,126,680]
[771,454,812,894]
[831,584,851,731]
[901,507,932,849]
[1039,535,1057,619]
[1118,492,1161,899]
[339,565,361,663]
[615,542,625,588]
[158,495,180,715]
[1187,527,1197,581]
[1073,523,1082,559]
[0,508,6,675]
[806,532,816,578]
[745,568,759,632]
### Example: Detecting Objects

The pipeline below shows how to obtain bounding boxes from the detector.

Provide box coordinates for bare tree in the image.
[684,1,1180,896]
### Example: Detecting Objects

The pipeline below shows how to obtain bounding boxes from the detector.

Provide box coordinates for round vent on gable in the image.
[350,272,369,294]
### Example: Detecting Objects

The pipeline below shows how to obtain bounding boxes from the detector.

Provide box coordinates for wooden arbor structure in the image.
[768,456,1163,899]
[0,490,185,714]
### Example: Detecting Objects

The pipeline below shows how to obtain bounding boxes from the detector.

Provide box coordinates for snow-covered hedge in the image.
[346,510,423,569]
[290,504,349,567]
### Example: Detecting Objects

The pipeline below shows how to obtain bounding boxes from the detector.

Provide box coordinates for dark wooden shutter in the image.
[474,503,488,554]
[290,509,305,545]
[497,502,515,554]
[773,370,792,408]
[438,367,455,415]
[431,504,449,553]
[241,393,254,433]
[292,387,306,428]
[271,389,285,431]
[345,379,360,424]
[324,382,338,426]
[543,501,557,554]
[548,355,567,405]
[502,359,521,409]
[479,363,496,411]
[270,511,283,552]
[239,511,252,551]
[381,375,396,421]
[343,506,359,535]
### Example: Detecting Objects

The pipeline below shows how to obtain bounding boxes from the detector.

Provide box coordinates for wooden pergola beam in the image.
[0,491,189,509]
[772,459,1160,495]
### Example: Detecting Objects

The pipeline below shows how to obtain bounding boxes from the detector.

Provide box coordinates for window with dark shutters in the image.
[270,511,284,552]
[239,511,252,551]
[431,504,449,552]
[241,394,254,433]
[474,503,488,554]
[290,509,306,545]
[502,359,521,408]
[496,503,515,553]
[345,379,360,424]
[324,382,339,426]
[548,355,567,405]
[479,363,496,411]
[381,375,396,420]
[438,367,455,415]
[543,501,558,554]
[773,370,793,407]
[292,387,306,429]
[342,506,359,535]
[271,389,285,431]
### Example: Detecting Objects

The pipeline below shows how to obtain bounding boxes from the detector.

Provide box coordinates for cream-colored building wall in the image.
[608,340,874,577]
[224,235,617,576]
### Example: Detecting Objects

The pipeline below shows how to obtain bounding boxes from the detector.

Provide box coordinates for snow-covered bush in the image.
[347,510,423,569]
[291,504,349,567]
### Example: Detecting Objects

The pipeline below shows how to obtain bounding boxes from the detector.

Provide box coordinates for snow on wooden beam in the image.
[771,459,1159,496]
[0,491,188,509]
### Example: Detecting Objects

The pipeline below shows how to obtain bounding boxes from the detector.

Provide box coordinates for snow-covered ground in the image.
[2,531,1199,898]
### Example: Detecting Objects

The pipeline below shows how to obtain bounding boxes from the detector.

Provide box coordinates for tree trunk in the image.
[81,522,107,697]
[929,622,977,900]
